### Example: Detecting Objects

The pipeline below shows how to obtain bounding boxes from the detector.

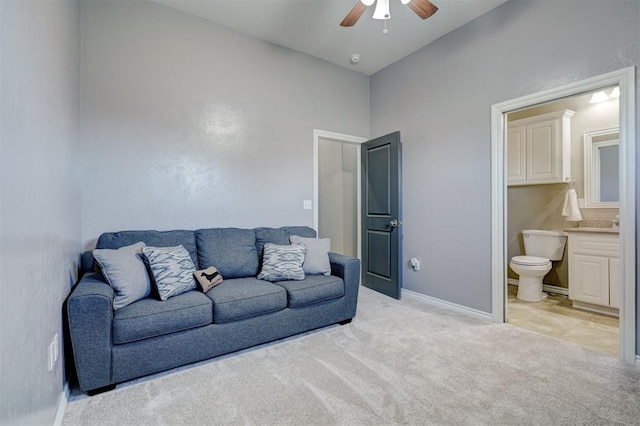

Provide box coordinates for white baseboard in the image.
[572,300,619,318]
[53,380,70,426]
[402,289,492,321]
[507,278,569,296]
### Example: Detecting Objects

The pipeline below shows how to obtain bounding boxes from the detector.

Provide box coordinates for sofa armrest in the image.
[67,273,114,391]
[329,252,360,319]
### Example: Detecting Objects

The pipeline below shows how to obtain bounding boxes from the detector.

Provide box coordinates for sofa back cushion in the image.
[96,230,198,266]
[195,228,258,279]
[254,226,317,260]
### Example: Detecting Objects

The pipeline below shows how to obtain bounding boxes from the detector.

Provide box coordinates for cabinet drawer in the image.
[568,234,619,257]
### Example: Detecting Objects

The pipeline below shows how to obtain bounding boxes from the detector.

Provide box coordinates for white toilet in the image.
[510,229,567,302]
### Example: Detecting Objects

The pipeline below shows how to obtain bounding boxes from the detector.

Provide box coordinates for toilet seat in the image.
[511,255,550,266]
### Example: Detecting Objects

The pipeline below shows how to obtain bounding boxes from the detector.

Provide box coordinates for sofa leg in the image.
[87,384,116,396]
[339,318,352,325]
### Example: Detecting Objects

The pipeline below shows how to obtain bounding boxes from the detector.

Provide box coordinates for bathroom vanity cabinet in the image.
[507,110,574,186]
[567,232,619,316]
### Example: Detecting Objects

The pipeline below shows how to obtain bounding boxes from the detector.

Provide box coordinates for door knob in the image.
[390,220,399,228]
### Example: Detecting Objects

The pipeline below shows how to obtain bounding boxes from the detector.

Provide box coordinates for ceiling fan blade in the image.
[407,0,438,20]
[340,1,368,27]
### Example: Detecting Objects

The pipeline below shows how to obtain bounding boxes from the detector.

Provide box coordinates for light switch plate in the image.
[303,200,312,210]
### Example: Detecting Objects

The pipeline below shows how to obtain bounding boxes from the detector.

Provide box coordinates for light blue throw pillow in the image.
[289,235,331,275]
[142,244,197,301]
[257,243,306,282]
[93,242,151,310]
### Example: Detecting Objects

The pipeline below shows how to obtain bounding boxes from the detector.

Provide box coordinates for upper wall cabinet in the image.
[507,110,574,186]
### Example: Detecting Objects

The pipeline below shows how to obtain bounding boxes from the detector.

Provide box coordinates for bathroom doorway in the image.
[490,68,636,364]
[313,130,367,259]
[506,89,620,356]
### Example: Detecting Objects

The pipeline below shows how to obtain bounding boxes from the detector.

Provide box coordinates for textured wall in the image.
[0,0,81,424]
[80,0,370,248]
[370,0,639,314]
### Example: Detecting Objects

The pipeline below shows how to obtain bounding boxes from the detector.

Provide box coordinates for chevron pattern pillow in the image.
[142,244,197,301]
[257,243,306,282]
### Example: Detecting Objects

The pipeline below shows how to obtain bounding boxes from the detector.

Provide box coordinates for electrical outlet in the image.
[53,333,59,364]
[410,257,420,271]
[47,333,59,372]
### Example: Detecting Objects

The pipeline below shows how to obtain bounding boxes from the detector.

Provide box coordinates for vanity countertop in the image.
[564,227,619,235]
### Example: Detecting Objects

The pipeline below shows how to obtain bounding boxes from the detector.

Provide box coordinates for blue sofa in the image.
[67,226,360,394]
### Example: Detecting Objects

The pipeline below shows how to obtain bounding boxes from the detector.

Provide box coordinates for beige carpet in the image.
[63,287,640,425]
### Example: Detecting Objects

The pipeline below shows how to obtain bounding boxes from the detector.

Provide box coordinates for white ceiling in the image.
[151,0,509,75]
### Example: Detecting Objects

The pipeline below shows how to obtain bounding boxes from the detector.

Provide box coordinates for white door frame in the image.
[490,67,637,365]
[313,129,368,260]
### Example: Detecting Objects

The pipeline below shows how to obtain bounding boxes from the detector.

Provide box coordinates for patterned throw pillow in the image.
[142,245,197,301]
[257,243,306,282]
[289,235,331,275]
[194,266,223,292]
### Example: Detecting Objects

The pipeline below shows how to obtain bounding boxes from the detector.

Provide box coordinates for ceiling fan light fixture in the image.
[360,0,376,6]
[401,0,412,4]
[372,0,391,20]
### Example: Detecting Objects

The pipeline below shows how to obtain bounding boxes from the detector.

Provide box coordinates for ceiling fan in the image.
[340,0,438,27]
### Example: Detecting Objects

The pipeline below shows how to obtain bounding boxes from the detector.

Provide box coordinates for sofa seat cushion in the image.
[206,278,287,324]
[273,275,344,308]
[113,291,212,344]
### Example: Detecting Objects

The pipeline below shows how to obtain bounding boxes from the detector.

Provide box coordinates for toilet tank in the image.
[522,230,568,261]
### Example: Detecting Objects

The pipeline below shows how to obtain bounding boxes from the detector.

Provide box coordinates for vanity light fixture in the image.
[589,87,620,103]
[610,86,620,98]
[589,90,609,103]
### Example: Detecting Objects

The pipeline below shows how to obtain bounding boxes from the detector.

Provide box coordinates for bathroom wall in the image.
[81,0,370,248]
[506,91,620,288]
[318,140,358,257]
[0,0,81,424]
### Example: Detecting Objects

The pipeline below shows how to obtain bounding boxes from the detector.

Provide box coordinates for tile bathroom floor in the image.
[507,285,619,356]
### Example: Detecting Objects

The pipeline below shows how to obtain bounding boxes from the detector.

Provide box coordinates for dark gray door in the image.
[361,131,402,299]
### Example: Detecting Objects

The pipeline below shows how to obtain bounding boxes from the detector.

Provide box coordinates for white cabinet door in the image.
[526,118,561,183]
[609,257,620,309]
[507,125,526,184]
[569,253,610,306]
[507,110,572,186]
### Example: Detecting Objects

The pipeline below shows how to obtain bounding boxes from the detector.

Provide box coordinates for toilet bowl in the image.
[510,230,567,303]
[510,256,552,302]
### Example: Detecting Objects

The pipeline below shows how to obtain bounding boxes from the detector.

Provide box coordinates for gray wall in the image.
[0,0,81,424]
[80,0,370,248]
[369,0,639,317]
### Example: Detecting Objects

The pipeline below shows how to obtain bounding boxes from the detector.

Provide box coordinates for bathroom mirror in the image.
[584,127,619,208]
